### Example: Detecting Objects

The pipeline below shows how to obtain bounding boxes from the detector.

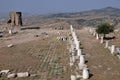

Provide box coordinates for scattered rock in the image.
[17,72,29,78]
[30,74,37,77]
[107,67,111,71]
[7,44,14,47]
[0,70,10,74]
[7,73,16,78]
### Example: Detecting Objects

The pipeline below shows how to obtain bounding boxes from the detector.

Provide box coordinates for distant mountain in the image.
[42,7,120,18]
[1,7,120,28]
[38,7,120,28]
[81,7,120,17]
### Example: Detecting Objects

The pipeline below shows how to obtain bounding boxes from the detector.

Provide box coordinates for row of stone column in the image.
[70,25,89,80]
[89,28,120,58]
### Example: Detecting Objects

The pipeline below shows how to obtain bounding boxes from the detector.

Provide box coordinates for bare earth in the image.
[0,29,70,80]
[0,28,120,80]
[77,28,120,80]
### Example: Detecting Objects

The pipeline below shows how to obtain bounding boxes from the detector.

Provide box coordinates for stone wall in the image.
[15,12,22,26]
[8,11,22,26]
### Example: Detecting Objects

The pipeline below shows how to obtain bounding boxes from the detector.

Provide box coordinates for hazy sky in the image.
[1,0,120,14]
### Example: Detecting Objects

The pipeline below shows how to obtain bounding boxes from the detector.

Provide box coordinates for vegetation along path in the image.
[76,28,120,80]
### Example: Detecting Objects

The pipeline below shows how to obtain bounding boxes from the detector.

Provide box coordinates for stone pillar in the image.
[111,45,115,54]
[7,11,22,33]
[80,55,85,65]
[70,57,74,66]
[15,12,22,26]
[89,28,91,33]
[100,36,104,44]
[9,12,15,26]
[76,41,80,50]
[83,68,89,79]
[70,25,73,32]
[8,29,12,34]
[74,37,78,46]
[93,31,96,37]
[105,41,109,48]
[72,54,75,63]
[89,28,93,35]
[71,44,74,53]
[71,75,76,80]
[96,33,99,39]
[77,49,82,56]
[73,56,75,63]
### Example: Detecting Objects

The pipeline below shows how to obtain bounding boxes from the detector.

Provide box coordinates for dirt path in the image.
[76,28,120,80]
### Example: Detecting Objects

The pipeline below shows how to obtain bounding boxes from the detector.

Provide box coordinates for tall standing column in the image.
[96,33,99,40]
[9,12,15,26]
[77,49,82,56]
[15,12,22,26]
[83,68,89,79]
[80,55,85,65]
[111,45,115,54]
[100,36,104,44]
[105,41,109,48]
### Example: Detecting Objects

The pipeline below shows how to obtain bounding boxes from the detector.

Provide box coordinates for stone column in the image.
[74,37,78,46]
[71,75,76,80]
[77,49,82,56]
[71,44,74,53]
[96,33,99,39]
[83,68,89,79]
[15,12,22,26]
[76,41,80,50]
[9,12,15,26]
[93,31,96,37]
[111,45,115,54]
[8,29,12,34]
[100,36,104,44]
[70,25,73,32]
[73,56,75,63]
[70,57,74,66]
[90,28,93,35]
[105,41,109,48]
[72,54,75,63]
[89,28,92,33]
[80,55,85,65]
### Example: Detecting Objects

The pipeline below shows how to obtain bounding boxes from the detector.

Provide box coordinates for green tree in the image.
[96,23,114,38]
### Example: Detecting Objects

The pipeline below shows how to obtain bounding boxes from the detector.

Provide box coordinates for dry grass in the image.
[0,29,70,80]
[0,27,120,80]
[76,28,120,80]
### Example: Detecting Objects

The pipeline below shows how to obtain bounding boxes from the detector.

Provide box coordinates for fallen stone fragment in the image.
[7,73,16,78]
[0,70,10,74]
[30,74,37,77]
[7,44,13,47]
[17,72,29,78]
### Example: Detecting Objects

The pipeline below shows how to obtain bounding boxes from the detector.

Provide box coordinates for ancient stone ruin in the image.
[6,12,22,34]
[7,11,22,26]
[69,25,90,80]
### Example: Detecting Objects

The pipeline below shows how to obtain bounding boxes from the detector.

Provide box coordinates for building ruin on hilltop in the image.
[7,11,22,27]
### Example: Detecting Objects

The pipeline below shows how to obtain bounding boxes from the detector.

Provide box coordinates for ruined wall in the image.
[9,12,15,26]
[15,12,22,26]
[8,12,22,26]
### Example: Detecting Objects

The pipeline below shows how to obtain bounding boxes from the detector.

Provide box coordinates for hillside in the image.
[1,7,120,29]
[22,7,120,29]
